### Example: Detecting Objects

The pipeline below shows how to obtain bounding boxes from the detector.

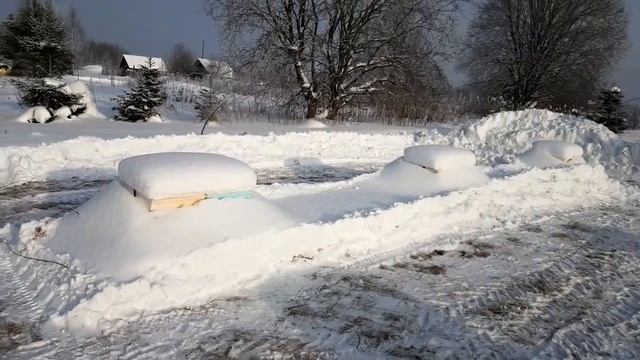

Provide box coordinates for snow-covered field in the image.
[1,77,640,358]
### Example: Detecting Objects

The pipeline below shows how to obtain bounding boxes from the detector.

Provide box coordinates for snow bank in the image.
[301,119,328,129]
[49,181,295,281]
[403,145,477,170]
[1,109,639,185]
[0,132,411,185]
[34,164,636,334]
[517,140,585,168]
[454,110,638,174]
[118,152,256,199]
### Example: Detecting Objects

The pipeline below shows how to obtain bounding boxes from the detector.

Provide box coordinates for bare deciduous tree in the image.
[168,43,196,75]
[204,0,457,119]
[204,0,322,118]
[460,0,629,110]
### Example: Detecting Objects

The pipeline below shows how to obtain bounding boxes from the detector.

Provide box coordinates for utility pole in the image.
[201,40,205,58]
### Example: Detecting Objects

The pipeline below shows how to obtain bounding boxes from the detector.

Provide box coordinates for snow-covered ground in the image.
[1,76,640,358]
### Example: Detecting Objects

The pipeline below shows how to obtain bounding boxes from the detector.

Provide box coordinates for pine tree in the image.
[0,0,73,77]
[112,58,167,122]
[593,87,627,133]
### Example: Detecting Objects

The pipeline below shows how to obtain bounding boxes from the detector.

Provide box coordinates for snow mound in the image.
[75,65,103,76]
[378,157,488,195]
[118,152,257,199]
[53,106,72,121]
[65,80,104,118]
[13,106,52,123]
[301,119,328,129]
[49,181,295,281]
[404,145,477,170]
[517,140,585,168]
[147,114,163,123]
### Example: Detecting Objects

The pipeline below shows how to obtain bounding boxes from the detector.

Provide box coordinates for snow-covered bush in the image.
[13,78,83,113]
[53,106,72,120]
[112,58,167,122]
[13,106,53,123]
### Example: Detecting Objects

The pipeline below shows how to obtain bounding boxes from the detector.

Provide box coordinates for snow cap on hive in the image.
[403,145,477,171]
[117,152,257,199]
[517,140,585,168]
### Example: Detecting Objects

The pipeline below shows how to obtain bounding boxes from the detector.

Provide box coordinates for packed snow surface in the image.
[517,140,586,168]
[117,152,257,199]
[37,164,635,334]
[403,145,477,170]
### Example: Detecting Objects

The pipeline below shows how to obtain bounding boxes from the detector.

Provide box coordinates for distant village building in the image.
[192,58,234,80]
[119,54,167,76]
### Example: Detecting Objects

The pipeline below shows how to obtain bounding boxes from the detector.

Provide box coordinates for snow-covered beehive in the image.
[50,152,294,280]
[517,140,585,168]
[118,152,257,210]
[403,145,477,172]
[378,145,489,195]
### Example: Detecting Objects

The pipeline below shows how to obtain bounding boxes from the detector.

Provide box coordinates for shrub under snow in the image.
[12,78,102,123]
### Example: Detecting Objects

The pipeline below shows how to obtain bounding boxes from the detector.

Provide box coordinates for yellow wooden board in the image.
[119,180,207,211]
[148,194,207,211]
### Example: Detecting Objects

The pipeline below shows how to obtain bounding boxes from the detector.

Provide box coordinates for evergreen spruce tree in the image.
[593,87,627,133]
[0,0,73,77]
[113,58,167,122]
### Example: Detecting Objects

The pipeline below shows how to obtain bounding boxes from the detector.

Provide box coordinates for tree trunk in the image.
[305,97,319,119]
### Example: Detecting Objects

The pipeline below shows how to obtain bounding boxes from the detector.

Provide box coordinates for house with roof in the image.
[192,58,234,80]
[119,54,167,76]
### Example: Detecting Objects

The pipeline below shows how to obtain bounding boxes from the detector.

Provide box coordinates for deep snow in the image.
[2,76,640,356]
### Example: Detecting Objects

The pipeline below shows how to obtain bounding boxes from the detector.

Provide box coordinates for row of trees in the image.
[203,0,632,131]
[460,0,629,111]
[0,1,127,77]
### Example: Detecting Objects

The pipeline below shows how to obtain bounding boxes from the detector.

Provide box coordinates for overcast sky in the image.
[1,0,638,99]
